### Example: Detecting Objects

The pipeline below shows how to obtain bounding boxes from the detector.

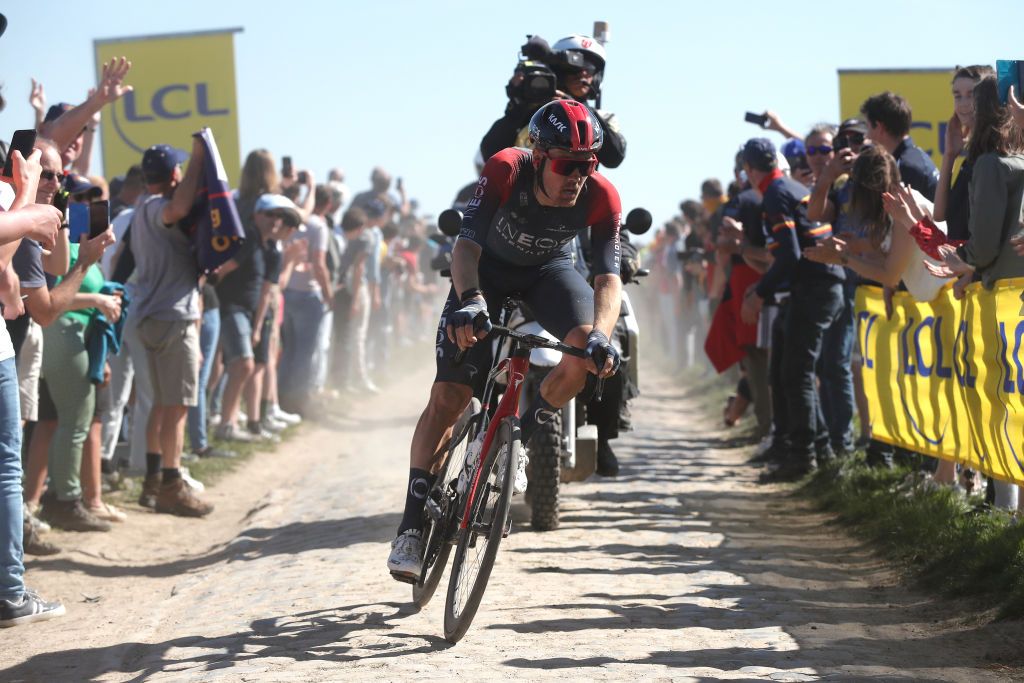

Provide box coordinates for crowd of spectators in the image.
[0,58,444,626]
[642,66,1024,499]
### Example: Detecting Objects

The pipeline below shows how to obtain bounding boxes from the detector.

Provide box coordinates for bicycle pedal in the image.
[425,498,442,521]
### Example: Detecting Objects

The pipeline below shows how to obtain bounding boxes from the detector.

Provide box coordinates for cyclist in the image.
[387,100,623,582]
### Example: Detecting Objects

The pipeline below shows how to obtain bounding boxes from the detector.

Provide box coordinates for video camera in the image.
[505,35,558,105]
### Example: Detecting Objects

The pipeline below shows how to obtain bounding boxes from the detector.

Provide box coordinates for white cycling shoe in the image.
[498,444,529,495]
[387,529,424,583]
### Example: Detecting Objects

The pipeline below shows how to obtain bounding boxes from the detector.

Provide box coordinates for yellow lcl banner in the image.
[94,28,242,183]
[838,69,954,170]
[856,281,1024,484]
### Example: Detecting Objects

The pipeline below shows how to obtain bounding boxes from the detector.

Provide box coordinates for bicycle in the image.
[410,303,595,643]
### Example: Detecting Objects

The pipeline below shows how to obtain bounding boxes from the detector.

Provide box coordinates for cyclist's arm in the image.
[592,273,621,338]
[450,238,483,303]
[587,172,623,338]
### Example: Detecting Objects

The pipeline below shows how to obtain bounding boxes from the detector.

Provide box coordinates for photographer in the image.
[480,34,626,169]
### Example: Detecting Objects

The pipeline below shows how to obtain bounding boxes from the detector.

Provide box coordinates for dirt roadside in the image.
[2,357,1023,682]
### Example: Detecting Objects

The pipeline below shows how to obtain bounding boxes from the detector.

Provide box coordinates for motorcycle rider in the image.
[480,34,626,169]
[387,100,623,582]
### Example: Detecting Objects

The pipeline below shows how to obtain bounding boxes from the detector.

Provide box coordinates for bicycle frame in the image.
[459,343,530,530]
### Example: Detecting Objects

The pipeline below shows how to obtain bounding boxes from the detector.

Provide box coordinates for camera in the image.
[506,60,557,105]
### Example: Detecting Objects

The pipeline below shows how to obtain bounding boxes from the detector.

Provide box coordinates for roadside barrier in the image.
[856,279,1024,483]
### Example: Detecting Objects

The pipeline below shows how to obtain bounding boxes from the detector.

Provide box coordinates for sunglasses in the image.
[39,169,63,181]
[547,156,599,177]
[806,145,833,156]
[835,133,866,149]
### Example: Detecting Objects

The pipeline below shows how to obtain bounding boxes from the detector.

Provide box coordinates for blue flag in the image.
[192,127,244,272]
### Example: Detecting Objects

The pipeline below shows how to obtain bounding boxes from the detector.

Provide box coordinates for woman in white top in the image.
[804,145,952,301]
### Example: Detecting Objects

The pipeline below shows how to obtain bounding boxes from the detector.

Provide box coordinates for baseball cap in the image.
[142,144,188,184]
[64,172,99,197]
[254,193,302,227]
[838,118,868,136]
[781,138,806,161]
[43,103,73,124]
[741,138,777,172]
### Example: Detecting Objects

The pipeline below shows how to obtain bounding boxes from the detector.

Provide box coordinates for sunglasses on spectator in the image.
[835,133,866,148]
[806,145,833,156]
[39,169,63,181]
[547,156,599,177]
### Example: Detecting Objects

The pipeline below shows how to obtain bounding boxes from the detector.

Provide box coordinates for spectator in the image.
[740,138,845,482]
[131,139,212,517]
[0,147,67,626]
[278,185,333,415]
[861,91,940,200]
[337,206,376,393]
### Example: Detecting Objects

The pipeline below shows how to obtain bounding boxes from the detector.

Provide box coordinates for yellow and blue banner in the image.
[94,28,243,183]
[857,281,1024,484]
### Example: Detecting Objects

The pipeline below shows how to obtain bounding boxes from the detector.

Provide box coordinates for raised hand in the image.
[95,57,133,105]
[944,113,965,159]
[29,78,46,116]
[882,190,916,232]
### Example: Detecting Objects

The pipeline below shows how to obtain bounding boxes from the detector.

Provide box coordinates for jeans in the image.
[817,291,855,452]
[313,310,333,392]
[42,317,94,501]
[0,358,24,600]
[768,300,789,449]
[188,308,220,453]
[782,280,844,463]
[279,290,325,410]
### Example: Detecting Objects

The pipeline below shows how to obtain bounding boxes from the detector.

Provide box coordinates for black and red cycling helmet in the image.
[528,100,604,154]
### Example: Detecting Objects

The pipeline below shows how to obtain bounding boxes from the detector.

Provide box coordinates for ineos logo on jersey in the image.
[496,215,576,254]
[548,113,567,133]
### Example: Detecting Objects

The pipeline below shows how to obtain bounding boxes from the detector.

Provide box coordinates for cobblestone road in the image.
[2,362,1020,682]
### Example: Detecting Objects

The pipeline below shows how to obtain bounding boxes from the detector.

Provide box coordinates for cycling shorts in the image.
[434,254,593,388]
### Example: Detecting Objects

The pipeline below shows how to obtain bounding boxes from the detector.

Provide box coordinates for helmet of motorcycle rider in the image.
[551,34,606,100]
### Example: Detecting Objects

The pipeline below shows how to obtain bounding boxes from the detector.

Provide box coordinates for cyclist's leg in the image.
[518,258,595,447]
[396,288,493,536]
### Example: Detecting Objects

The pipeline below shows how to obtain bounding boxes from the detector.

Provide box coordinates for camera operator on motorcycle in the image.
[479,34,626,169]
[387,100,623,582]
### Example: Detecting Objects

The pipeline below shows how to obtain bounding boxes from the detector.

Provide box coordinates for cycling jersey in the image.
[458,148,622,276]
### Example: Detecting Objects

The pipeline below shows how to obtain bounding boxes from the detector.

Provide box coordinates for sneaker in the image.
[270,405,301,426]
[22,519,60,556]
[247,425,280,444]
[0,589,65,627]
[260,416,286,433]
[215,423,255,443]
[758,459,815,484]
[138,474,161,509]
[155,478,213,517]
[23,504,51,534]
[39,498,111,532]
[596,439,619,477]
[193,445,236,459]
[179,467,205,493]
[387,529,424,583]
[85,501,127,523]
[208,413,222,428]
[498,443,529,495]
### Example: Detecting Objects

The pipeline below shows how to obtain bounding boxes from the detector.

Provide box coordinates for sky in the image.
[2,0,1023,235]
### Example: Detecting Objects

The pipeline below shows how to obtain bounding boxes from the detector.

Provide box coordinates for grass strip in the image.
[802,460,1024,619]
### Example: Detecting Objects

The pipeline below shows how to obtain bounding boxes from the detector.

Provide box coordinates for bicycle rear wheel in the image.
[413,399,481,608]
[443,417,519,643]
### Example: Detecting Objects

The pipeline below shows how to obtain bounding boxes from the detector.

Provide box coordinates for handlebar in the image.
[453,322,605,401]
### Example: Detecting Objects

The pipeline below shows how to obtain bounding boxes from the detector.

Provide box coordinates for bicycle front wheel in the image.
[443,416,519,643]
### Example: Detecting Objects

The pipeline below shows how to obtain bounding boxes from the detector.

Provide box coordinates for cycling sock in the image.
[520,393,559,448]
[146,452,161,477]
[162,467,181,482]
[398,468,434,535]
